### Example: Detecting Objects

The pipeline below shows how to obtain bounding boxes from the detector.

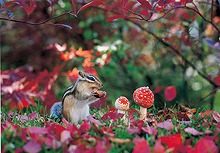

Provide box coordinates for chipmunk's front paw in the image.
[92,90,106,98]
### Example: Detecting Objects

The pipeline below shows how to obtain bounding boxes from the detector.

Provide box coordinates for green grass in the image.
[1,102,219,153]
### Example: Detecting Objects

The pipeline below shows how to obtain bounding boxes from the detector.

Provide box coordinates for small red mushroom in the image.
[133,86,154,120]
[115,96,130,125]
[115,96,130,114]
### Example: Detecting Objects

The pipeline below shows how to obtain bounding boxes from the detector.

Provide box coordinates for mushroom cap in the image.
[133,86,154,108]
[115,96,130,110]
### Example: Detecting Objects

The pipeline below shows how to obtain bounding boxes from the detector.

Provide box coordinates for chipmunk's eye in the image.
[88,76,95,82]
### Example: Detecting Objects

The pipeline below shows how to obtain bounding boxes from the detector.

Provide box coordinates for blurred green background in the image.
[1,1,220,112]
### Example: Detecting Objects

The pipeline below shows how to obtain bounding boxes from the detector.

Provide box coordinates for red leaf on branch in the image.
[4,1,19,9]
[84,67,98,77]
[124,1,137,10]
[194,136,219,153]
[139,10,149,17]
[137,0,152,10]
[106,15,126,22]
[160,134,182,149]
[133,137,151,153]
[59,48,76,61]
[164,86,177,101]
[75,48,93,59]
[23,0,37,16]
[77,0,104,15]
[71,0,77,15]
[82,58,94,68]
[65,67,79,82]
[24,6,36,16]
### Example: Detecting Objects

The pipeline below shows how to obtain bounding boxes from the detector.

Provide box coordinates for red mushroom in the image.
[115,96,130,125]
[133,86,154,120]
[115,96,130,114]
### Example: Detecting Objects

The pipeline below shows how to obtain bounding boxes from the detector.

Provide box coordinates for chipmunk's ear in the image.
[78,70,86,78]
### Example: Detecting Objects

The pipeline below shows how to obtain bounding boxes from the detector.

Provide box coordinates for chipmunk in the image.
[50,70,106,124]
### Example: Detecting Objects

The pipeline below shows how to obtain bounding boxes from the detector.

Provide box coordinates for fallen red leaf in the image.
[28,127,48,135]
[157,120,173,131]
[153,140,165,153]
[101,111,124,121]
[23,140,41,153]
[95,138,111,153]
[173,145,193,153]
[184,127,203,136]
[141,126,158,137]
[79,121,90,133]
[14,148,25,153]
[61,130,71,143]
[127,126,141,134]
[160,134,182,149]
[87,115,104,126]
[47,123,66,140]
[133,137,151,153]
[212,111,220,122]
[100,127,115,137]
[194,136,219,153]
[28,111,37,119]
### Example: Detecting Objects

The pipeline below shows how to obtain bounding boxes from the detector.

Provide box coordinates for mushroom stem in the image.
[140,107,147,120]
[117,109,126,114]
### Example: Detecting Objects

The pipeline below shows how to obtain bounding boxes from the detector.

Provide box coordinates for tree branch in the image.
[129,20,219,88]
[0,10,75,25]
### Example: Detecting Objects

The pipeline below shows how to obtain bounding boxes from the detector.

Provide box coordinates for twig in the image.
[211,0,214,21]
[0,10,75,25]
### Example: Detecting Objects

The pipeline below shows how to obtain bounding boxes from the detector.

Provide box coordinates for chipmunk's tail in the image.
[50,102,62,120]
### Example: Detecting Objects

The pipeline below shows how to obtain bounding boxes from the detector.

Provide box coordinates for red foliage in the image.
[153,140,165,153]
[160,134,183,149]
[194,136,219,153]
[23,140,41,153]
[1,66,60,110]
[133,137,151,153]
[157,120,173,131]
[77,0,104,15]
